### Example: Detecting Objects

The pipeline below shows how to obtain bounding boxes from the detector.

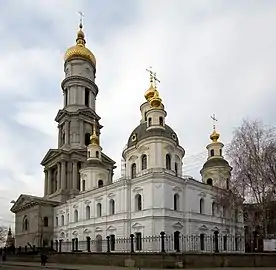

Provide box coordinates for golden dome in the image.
[210,129,220,142]
[64,24,96,66]
[144,83,155,101]
[149,89,162,108]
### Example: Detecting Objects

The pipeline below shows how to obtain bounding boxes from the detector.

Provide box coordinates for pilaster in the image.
[72,161,78,190]
[79,120,84,146]
[61,160,66,190]
[57,163,61,190]
[44,170,48,196]
[47,169,52,195]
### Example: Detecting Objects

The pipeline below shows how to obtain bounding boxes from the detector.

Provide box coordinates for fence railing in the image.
[53,232,244,254]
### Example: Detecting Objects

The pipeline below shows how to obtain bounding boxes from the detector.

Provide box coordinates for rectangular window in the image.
[85,88,90,107]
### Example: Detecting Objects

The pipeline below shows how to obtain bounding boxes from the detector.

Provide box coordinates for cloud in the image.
[1,0,276,227]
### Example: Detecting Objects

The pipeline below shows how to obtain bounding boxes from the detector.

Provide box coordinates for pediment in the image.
[132,222,143,229]
[132,186,143,193]
[83,228,91,233]
[172,186,182,192]
[199,225,208,231]
[85,200,91,205]
[106,225,116,231]
[129,155,138,162]
[173,222,184,229]
[11,194,39,213]
[108,193,116,198]
[198,192,206,198]
[95,227,102,232]
[95,196,103,202]
[72,231,78,236]
[41,149,60,165]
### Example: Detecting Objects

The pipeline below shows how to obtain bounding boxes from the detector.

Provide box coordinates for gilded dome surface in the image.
[64,25,96,66]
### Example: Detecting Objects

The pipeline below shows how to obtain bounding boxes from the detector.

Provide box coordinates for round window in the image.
[172,133,177,140]
[131,134,137,141]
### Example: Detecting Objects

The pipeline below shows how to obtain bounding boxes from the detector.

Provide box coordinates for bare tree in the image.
[0,226,8,245]
[226,119,276,236]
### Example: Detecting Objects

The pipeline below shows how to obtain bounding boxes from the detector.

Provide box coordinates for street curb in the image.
[2,262,79,270]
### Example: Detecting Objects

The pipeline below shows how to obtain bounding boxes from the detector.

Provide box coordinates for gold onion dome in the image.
[144,83,156,101]
[64,23,96,66]
[149,89,162,108]
[210,129,220,142]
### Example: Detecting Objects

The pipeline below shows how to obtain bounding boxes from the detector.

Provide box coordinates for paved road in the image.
[1,262,276,270]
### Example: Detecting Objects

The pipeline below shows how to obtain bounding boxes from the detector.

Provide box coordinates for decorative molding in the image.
[132,186,143,193]
[95,196,103,202]
[172,186,182,192]
[172,222,184,229]
[198,192,206,198]
[80,173,87,180]
[132,222,143,229]
[95,227,102,232]
[154,184,162,188]
[108,193,116,198]
[59,210,65,215]
[199,225,208,231]
[73,204,78,209]
[72,231,78,236]
[106,225,116,231]
[84,200,91,205]
[83,228,91,233]
[128,155,138,162]
[137,145,149,153]
[164,145,174,152]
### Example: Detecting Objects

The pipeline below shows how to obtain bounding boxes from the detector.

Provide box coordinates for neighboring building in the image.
[5,227,15,248]
[11,22,244,252]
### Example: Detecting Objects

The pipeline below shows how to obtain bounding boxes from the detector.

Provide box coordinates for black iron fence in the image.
[53,232,244,254]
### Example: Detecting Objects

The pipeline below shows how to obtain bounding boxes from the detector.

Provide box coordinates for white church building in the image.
[11,22,244,253]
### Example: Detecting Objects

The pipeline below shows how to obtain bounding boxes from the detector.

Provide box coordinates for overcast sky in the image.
[0,0,276,228]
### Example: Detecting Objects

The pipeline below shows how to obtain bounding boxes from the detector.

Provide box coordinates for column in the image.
[72,161,78,190]
[61,161,66,190]
[58,127,62,148]
[44,170,48,196]
[57,163,61,190]
[79,120,84,146]
[65,121,69,144]
[47,169,52,195]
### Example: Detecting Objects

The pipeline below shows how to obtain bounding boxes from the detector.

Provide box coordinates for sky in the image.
[0,0,276,229]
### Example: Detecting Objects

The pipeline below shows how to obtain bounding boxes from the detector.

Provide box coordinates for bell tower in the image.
[41,16,115,202]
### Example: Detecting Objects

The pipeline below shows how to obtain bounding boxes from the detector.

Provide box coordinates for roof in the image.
[127,122,179,148]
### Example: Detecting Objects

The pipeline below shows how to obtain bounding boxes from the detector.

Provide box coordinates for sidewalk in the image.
[2,261,162,270]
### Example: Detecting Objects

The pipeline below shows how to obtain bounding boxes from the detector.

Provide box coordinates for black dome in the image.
[127,122,179,148]
[202,158,230,170]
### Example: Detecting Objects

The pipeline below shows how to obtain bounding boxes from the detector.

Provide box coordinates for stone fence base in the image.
[8,252,276,268]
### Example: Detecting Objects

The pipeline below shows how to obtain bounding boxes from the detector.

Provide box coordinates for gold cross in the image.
[146,67,160,88]
[210,114,218,130]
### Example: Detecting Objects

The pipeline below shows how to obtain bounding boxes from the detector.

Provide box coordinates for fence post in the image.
[160,231,165,253]
[71,239,75,252]
[214,231,219,253]
[106,236,110,253]
[75,238,78,252]
[86,236,91,252]
[130,234,135,253]
[59,240,62,253]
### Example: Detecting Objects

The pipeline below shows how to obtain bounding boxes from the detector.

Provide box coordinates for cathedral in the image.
[10,22,244,252]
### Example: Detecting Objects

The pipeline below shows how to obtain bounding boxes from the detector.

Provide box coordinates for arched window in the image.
[135,194,142,211]
[200,198,204,214]
[226,178,230,190]
[131,163,136,179]
[64,89,68,106]
[23,216,28,231]
[110,234,116,251]
[200,234,205,251]
[212,202,216,216]
[97,203,102,217]
[96,151,99,158]
[43,217,48,227]
[166,154,171,170]
[159,117,164,126]
[61,215,65,226]
[174,194,179,211]
[85,88,90,107]
[173,231,180,252]
[148,117,152,126]
[141,155,147,170]
[86,205,90,220]
[109,199,115,215]
[175,162,178,176]
[74,210,78,222]
[62,132,65,145]
[55,217,58,227]
[207,178,213,186]
[85,133,91,146]
[98,180,103,188]
[82,180,86,191]
[210,149,214,156]
[219,149,222,156]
